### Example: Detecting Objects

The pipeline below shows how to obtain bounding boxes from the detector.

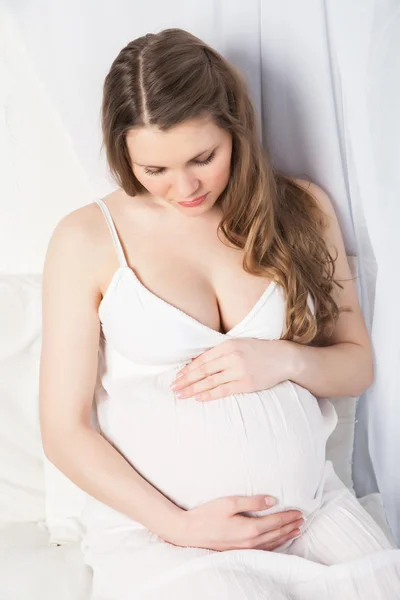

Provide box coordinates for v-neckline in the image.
[99,266,277,337]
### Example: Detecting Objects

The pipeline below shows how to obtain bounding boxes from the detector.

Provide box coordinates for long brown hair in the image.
[101,28,342,344]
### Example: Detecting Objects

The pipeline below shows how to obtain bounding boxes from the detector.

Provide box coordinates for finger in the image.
[171,356,229,392]
[177,370,234,400]
[254,517,304,544]
[254,528,302,551]
[227,495,302,523]
[197,381,239,402]
[237,518,303,551]
[249,520,303,551]
[228,495,278,514]
[251,510,304,536]
[176,340,236,378]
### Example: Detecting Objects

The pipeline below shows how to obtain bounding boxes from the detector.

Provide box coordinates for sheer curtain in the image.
[2,0,399,543]
[258,0,400,543]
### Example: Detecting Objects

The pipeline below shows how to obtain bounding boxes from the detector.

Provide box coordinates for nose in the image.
[175,171,200,199]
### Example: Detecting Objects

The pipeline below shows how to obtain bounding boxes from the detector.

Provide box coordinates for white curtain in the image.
[2,0,399,543]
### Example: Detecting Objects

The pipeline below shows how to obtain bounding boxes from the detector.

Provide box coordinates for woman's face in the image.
[126,116,232,216]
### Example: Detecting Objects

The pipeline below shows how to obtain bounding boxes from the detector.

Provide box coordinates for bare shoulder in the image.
[42,200,109,300]
[288,176,347,265]
[50,200,103,244]
[43,188,135,297]
[47,204,95,260]
[289,177,338,224]
[289,178,371,349]
[45,188,129,266]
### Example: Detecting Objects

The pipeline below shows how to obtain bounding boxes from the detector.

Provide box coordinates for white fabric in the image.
[82,494,400,600]
[0,496,393,600]
[43,459,88,546]
[258,0,400,542]
[76,202,400,598]
[0,275,46,523]
[0,8,92,274]
[328,1,400,544]
[0,522,92,600]
[360,494,397,545]
[325,396,357,493]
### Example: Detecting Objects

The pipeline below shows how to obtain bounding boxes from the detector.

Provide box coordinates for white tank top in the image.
[82,198,338,534]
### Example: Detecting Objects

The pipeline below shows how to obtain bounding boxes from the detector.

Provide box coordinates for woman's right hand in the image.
[166,495,304,551]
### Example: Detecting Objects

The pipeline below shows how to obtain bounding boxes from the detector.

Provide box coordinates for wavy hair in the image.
[101,28,343,344]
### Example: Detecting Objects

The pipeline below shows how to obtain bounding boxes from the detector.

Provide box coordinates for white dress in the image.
[81,198,400,599]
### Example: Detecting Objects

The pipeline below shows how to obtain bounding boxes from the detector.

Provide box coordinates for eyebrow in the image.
[133,145,217,169]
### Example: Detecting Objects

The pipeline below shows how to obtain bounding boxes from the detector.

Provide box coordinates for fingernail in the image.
[290,529,301,538]
[264,496,276,507]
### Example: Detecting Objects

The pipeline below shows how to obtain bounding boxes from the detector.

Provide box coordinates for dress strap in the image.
[95,199,128,268]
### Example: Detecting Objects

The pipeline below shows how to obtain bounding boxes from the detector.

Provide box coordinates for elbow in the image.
[40,415,62,460]
[354,350,374,396]
[366,361,375,390]
[41,430,64,466]
[41,434,63,463]
[364,365,374,394]
[40,420,85,465]
[354,375,373,398]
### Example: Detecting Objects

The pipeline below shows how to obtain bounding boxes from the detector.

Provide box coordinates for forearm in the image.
[43,425,183,539]
[283,340,374,398]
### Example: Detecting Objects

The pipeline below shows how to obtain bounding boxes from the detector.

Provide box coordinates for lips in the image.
[178,193,208,207]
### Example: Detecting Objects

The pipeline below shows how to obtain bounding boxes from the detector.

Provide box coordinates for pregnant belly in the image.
[101,373,337,518]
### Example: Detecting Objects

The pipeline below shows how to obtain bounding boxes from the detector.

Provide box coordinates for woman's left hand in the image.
[170,339,293,402]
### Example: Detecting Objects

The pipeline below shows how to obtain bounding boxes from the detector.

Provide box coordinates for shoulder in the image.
[48,201,104,256]
[288,177,355,294]
[288,177,338,225]
[42,200,112,298]
[48,187,129,253]
[287,177,344,253]
[288,176,350,273]
[43,188,136,280]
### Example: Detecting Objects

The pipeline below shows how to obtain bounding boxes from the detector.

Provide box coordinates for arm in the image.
[39,208,182,540]
[281,180,374,398]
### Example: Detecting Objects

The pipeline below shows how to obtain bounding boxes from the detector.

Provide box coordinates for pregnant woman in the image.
[39,28,400,599]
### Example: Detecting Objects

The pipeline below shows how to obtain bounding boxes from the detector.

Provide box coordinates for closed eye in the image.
[144,150,216,176]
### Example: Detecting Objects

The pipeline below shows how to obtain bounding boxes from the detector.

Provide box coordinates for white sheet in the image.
[0,522,91,600]
[0,495,395,600]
